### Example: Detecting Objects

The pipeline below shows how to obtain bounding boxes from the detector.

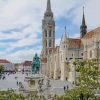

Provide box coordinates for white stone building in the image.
[41,0,100,82]
[14,61,32,73]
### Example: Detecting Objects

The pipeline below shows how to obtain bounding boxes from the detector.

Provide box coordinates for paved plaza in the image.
[0,72,74,96]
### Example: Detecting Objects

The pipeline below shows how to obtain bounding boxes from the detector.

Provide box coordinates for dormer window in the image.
[64,45,67,48]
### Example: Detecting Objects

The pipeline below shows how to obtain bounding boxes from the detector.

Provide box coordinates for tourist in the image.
[64,86,66,91]
[66,85,69,90]
[17,81,19,86]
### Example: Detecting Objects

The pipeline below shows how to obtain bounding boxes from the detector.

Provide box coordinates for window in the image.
[45,40,47,47]
[81,53,83,56]
[45,30,47,37]
[64,45,67,48]
[49,30,52,37]
[49,40,52,47]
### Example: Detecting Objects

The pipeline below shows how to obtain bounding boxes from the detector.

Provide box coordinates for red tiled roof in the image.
[68,38,83,48]
[22,61,32,66]
[83,31,94,39]
[83,27,100,39]
[0,59,11,64]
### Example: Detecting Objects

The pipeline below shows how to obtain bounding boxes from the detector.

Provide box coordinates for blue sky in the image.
[0,0,100,63]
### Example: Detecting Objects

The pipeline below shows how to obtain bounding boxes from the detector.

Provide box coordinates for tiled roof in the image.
[0,59,11,64]
[22,61,32,66]
[83,27,100,39]
[83,31,94,39]
[68,38,83,49]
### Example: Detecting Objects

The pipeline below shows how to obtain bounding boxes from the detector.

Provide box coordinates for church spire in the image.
[82,7,86,26]
[63,26,67,38]
[61,26,68,42]
[46,0,51,12]
[80,6,87,38]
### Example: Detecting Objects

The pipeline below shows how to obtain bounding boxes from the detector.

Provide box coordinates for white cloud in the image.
[6,49,41,63]
[0,0,99,62]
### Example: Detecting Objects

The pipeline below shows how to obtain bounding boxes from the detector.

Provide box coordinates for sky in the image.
[0,0,100,63]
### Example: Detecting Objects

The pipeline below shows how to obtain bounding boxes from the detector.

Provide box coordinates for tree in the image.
[0,65,4,73]
[74,59,100,89]
[0,90,25,100]
[54,59,100,100]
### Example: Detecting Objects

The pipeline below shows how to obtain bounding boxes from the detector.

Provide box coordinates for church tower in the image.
[80,7,87,38]
[42,0,55,55]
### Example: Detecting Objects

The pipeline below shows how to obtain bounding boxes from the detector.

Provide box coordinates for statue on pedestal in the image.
[32,54,40,74]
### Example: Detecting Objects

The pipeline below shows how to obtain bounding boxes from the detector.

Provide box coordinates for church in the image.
[41,0,100,82]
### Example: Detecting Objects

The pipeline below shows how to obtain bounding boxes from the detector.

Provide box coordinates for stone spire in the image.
[80,7,87,38]
[61,26,67,41]
[46,0,51,12]
[82,7,86,26]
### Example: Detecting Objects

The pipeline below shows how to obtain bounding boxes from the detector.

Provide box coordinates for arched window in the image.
[45,40,47,47]
[45,30,47,37]
[81,53,83,56]
[49,40,52,47]
[64,45,67,48]
[49,30,52,37]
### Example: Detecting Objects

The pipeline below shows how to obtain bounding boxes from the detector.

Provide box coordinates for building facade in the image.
[0,59,14,71]
[41,0,100,82]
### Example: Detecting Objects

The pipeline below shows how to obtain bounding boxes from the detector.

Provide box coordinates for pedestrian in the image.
[66,85,69,90]
[64,86,66,91]
[17,81,19,86]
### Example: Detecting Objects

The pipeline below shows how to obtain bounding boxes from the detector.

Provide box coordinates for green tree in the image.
[0,65,4,73]
[0,90,25,100]
[54,59,100,100]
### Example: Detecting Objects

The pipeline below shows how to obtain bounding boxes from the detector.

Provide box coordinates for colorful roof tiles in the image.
[0,59,11,64]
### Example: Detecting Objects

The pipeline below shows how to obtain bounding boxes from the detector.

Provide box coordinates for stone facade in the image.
[41,0,100,82]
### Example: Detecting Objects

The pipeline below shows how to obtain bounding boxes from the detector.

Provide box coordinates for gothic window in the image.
[49,40,52,47]
[49,30,52,37]
[64,45,67,48]
[81,53,83,56]
[45,40,47,47]
[90,50,92,58]
[45,30,47,37]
